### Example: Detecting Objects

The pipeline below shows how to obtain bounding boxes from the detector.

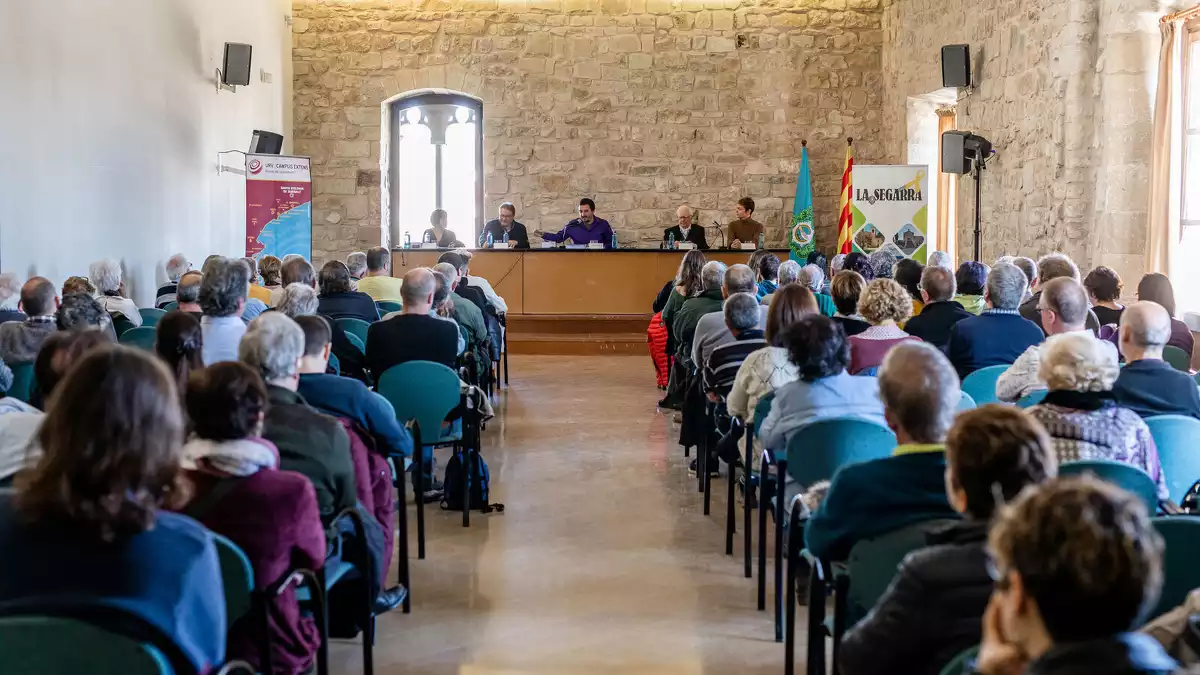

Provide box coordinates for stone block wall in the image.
[292,0,884,260]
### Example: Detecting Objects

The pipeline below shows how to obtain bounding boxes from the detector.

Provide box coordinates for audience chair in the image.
[337,318,371,349]
[723,416,743,555]
[957,391,976,411]
[119,327,157,352]
[163,302,179,312]
[1163,345,1191,373]
[7,362,34,403]
[0,616,175,675]
[1145,415,1200,504]
[375,301,402,316]
[328,353,341,375]
[752,393,776,613]
[959,365,1008,406]
[743,417,756,579]
[1016,390,1047,408]
[111,314,136,338]
[1148,516,1200,623]
[377,361,463,568]
[1059,460,1159,514]
[138,308,166,327]
[296,508,375,675]
[344,331,366,356]
[938,646,980,675]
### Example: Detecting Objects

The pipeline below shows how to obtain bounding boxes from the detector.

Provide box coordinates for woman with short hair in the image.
[1137,272,1194,358]
[155,310,203,395]
[1084,266,1124,327]
[1026,332,1167,500]
[848,278,922,375]
[0,346,225,672]
[952,261,989,315]
[831,270,870,337]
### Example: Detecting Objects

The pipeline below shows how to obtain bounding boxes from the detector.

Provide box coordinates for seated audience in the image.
[702,293,767,399]
[426,271,468,356]
[692,264,766,371]
[799,264,837,317]
[179,362,324,675]
[848,278,920,375]
[1020,253,1102,333]
[868,247,902,280]
[435,262,490,379]
[278,283,369,385]
[840,405,1057,675]
[175,271,204,319]
[32,329,112,409]
[761,259,796,305]
[259,255,283,296]
[271,256,317,307]
[154,311,203,394]
[997,277,1115,402]
[242,257,272,306]
[61,275,96,297]
[804,341,961,561]
[1086,265,1126,327]
[756,254,780,301]
[1026,332,1168,500]
[0,390,41,487]
[1144,591,1200,666]
[90,257,141,327]
[758,315,886,451]
[355,246,404,304]
[952,260,989,315]
[973,477,1174,675]
[367,268,460,374]
[662,249,707,339]
[894,257,925,318]
[831,270,871,337]
[0,277,58,364]
[239,312,356,523]
[948,261,1044,379]
[927,250,953,270]
[439,252,499,352]
[55,292,115,341]
[1113,302,1200,419]
[1011,256,1037,301]
[728,285,815,422]
[0,274,25,324]
[904,264,973,352]
[455,249,509,315]
[346,251,368,282]
[1137,272,1194,358]
[199,257,249,366]
[672,261,728,362]
[0,346,225,672]
[316,261,380,323]
[156,253,190,308]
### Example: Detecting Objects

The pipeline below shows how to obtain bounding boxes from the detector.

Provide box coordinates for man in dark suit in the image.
[366,268,460,375]
[478,202,530,249]
[904,265,973,352]
[662,205,709,249]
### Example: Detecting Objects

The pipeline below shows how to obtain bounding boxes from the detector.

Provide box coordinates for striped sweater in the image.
[703,329,766,397]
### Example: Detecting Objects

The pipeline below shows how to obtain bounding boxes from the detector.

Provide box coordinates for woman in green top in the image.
[661,249,707,336]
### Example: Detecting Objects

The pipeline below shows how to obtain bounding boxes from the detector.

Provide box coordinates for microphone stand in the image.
[713,220,726,250]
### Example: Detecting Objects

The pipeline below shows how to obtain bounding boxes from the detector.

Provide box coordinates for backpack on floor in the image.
[441,451,505,514]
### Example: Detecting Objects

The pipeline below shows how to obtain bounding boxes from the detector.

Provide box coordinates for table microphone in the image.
[713,220,726,249]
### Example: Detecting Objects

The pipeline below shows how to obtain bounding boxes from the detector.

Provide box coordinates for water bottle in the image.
[403,232,411,249]
[667,232,675,250]
[757,231,765,250]
[424,231,433,244]
[611,232,618,249]
[502,231,510,245]
[486,232,494,248]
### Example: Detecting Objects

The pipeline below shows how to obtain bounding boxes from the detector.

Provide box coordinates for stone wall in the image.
[292,0,884,260]
[882,0,1178,284]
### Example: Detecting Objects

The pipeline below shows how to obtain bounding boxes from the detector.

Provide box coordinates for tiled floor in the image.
[329,355,796,674]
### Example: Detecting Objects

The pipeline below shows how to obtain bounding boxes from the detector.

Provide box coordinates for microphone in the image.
[713,220,726,250]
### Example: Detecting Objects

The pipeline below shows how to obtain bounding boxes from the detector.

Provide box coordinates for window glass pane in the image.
[1184,135,1200,222]
[395,114,435,245]
[1190,39,1200,130]
[1177,226,1200,315]
[443,118,479,237]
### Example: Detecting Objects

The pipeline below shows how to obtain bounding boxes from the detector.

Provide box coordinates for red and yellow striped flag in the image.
[836,138,855,255]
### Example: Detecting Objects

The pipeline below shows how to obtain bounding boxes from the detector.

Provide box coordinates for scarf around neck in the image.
[1041,389,1115,411]
[181,436,279,477]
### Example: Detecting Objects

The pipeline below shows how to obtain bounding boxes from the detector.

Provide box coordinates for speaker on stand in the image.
[941,131,993,262]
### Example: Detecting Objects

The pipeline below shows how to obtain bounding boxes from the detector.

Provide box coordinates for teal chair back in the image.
[337,318,371,350]
[328,353,341,375]
[119,327,157,352]
[1016,390,1046,408]
[344,331,366,355]
[111,315,136,338]
[957,391,976,411]
[938,646,980,675]
[1163,345,1191,372]
[752,392,775,435]
[1145,415,1200,503]
[376,361,461,447]
[138,308,167,327]
[1059,460,1159,513]
[7,362,34,403]
[376,301,402,315]
[0,616,174,674]
[163,302,179,312]
[846,518,958,626]
[1149,516,1200,622]
[211,533,255,629]
[960,365,1008,406]
[785,417,896,488]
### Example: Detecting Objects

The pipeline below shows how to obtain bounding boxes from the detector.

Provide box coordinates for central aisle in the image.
[333,355,792,674]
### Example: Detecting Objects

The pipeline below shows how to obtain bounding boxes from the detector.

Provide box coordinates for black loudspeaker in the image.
[942,131,970,174]
[222,43,253,86]
[941,44,971,88]
[250,130,284,155]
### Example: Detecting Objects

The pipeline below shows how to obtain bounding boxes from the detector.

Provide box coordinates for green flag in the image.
[790,142,815,263]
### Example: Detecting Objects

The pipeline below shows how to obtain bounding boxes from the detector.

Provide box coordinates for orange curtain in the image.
[1147,19,1183,278]
[936,108,958,264]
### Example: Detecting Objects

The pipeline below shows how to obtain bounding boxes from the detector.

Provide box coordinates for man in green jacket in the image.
[672,261,727,365]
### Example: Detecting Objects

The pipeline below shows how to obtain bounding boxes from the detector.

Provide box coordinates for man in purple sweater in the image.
[534,198,615,248]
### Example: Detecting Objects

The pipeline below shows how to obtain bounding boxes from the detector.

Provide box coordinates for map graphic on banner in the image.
[849,164,929,264]
[245,154,312,260]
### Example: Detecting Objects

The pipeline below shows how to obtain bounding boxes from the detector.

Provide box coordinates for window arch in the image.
[385,91,483,247]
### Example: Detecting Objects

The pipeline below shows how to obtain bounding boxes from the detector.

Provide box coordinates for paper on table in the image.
[540,241,556,248]
[740,243,758,250]
[678,242,695,250]
[586,242,604,249]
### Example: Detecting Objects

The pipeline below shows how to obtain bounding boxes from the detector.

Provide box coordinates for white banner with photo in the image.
[850,164,930,264]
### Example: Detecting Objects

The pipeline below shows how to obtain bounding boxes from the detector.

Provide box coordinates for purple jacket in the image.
[182,469,326,675]
[542,218,615,247]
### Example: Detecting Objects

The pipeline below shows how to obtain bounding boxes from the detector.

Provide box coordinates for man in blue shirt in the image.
[534,198,615,248]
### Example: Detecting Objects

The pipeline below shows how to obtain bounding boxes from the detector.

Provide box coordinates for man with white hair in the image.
[691,264,768,371]
[997,276,1117,402]
[0,274,25,324]
[156,253,191,308]
[345,252,368,282]
[199,257,250,365]
[948,262,1044,379]
[927,250,953,270]
[277,281,370,384]
[1112,301,1200,419]
[663,204,708,249]
[798,263,837,317]
[90,258,141,327]
[240,312,356,523]
[434,262,488,365]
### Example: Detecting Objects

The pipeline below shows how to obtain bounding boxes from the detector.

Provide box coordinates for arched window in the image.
[385,91,483,247]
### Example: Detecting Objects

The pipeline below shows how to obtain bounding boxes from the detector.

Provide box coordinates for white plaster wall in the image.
[0,0,293,306]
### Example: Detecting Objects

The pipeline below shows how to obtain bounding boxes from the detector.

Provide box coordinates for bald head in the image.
[1119,301,1172,360]
[401,268,436,313]
[1039,277,1089,333]
[878,342,961,444]
[20,277,58,317]
[724,264,757,296]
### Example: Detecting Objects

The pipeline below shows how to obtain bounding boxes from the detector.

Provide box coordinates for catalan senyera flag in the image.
[836,139,855,255]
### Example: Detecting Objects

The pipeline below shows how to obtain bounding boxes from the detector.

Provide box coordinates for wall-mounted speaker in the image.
[222,43,253,86]
[941,45,971,88]
[249,130,284,155]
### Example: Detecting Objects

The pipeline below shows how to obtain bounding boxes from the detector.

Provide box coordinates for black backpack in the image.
[441,451,504,514]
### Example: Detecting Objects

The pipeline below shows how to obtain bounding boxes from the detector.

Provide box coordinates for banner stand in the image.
[245,154,312,260]
[850,164,930,264]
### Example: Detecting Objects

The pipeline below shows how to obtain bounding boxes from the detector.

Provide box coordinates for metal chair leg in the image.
[832,570,850,675]
[774,458,788,643]
[757,452,771,611]
[414,426,427,561]
[743,424,754,578]
[395,461,412,613]
[462,445,471,528]
[314,569,330,675]
[725,454,736,554]
[806,560,828,675]
[784,506,802,675]
[503,328,509,386]
[362,579,375,675]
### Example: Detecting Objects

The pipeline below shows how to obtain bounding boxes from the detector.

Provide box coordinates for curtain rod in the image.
[1163,4,1200,24]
